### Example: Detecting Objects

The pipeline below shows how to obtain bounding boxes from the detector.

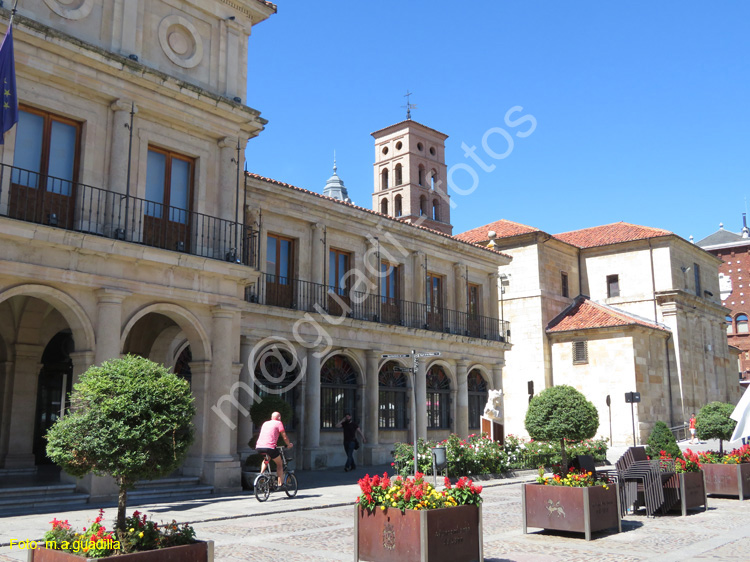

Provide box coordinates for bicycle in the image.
[254,446,298,502]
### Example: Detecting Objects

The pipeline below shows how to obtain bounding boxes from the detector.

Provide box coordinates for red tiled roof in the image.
[553,222,673,249]
[454,219,543,244]
[245,172,511,258]
[547,296,668,333]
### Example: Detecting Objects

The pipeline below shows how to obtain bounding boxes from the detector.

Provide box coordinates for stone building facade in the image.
[457,220,741,445]
[697,219,750,387]
[0,0,510,502]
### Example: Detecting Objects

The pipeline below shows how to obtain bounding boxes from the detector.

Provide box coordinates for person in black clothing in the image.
[336,413,366,472]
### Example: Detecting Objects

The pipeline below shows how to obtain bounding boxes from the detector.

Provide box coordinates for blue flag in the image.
[0,26,18,144]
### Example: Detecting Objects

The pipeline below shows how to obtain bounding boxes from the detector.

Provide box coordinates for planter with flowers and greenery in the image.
[658,449,707,515]
[354,472,482,562]
[39,356,207,559]
[698,445,750,500]
[522,385,619,541]
[523,468,620,541]
[31,509,212,561]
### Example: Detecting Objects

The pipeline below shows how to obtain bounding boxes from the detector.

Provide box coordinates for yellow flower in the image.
[138,532,144,538]
[380,506,386,511]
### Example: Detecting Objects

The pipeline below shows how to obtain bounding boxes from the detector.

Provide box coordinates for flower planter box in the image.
[674,471,707,515]
[522,483,621,541]
[29,541,213,562]
[354,504,482,562]
[702,463,750,500]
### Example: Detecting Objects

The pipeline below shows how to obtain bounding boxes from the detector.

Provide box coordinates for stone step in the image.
[0,492,90,515]
[132,476,202,489]
[127,485,214,505]
[0,483,77,498]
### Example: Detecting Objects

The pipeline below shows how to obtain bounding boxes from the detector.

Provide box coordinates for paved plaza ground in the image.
[1,440,748,561]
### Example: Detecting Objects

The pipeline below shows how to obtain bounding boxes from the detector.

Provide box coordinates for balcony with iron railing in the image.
[246,273,511,343]
[0,163,259,267]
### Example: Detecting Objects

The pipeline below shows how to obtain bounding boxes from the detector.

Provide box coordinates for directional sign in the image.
[393,367,414,373]
[415,352,441,357]
[382,353,411,358]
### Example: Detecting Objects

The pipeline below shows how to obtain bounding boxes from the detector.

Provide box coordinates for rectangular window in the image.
[607,274,620,298]
[9,107,81,228]
[561,272,569,298]
[573,341,588,364]
[468,283,481,316]
[426,273,443,310]
[329,249,351,295]
[143,146,194,252]
[694,263,701,297]
[380,262,400,301]
[265,234,295,308]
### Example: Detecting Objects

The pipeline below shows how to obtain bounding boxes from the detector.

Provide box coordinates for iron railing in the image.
[0,163,258,267]
[246,273,510,343]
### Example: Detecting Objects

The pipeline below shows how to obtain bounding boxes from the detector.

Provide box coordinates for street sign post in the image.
[381,350,440,476]
[625,392,641,445]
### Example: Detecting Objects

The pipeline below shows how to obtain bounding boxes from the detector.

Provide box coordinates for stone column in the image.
[412,250,426,304]
[183,360,211,478]
[454,263,467,314]
[3,344,42,468]
[303,348,322,469]
[489,272,500,320]
[455,360,469,438]
[94,288,129,366]
[108,100,137,237]
[492,363,504,392]
[364,350,380,463]
[218,138,239,223]
[311,223,325,285]
[237,336,255,460]
[0,361,12,466]
[415,359,427,440]
[203,304,241,491]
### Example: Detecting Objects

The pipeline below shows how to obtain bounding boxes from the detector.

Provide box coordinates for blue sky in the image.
[244,1,750,242]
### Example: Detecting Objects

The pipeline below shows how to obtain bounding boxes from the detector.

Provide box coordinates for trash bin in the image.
[431,447,447,486]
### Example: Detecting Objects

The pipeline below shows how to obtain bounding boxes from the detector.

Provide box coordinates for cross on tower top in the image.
[402,90,417,120]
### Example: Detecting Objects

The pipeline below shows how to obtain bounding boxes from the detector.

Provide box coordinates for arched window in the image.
[381,168,389,190]
[174,346,192,388]
[381,198,388,215]
[395,194,403,217]
[737,314,749,334]
[394,164,403,186]
[320,355,358,429]
[254,348,300,429]
[418,165,425,186]
[432,200,439,221]
[419,195,427,216]
[467,370,488,430]
[727,315,734,334]
[430,170,437,190]
[379,361,408,429]
[426,365,451,429]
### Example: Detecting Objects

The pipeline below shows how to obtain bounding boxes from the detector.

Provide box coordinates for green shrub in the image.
[645,421,682,460]
[697,402,737,455]
[525,385,599,475]
[45,355,195,531]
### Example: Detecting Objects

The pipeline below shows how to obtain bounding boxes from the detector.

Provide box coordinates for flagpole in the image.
[9,0,19,27]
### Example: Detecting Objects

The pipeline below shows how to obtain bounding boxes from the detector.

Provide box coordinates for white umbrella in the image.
[730,386,750,444]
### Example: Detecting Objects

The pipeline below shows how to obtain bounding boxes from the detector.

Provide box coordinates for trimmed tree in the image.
[696,401,737,456]
[645,421,682,460]
[525,385,599,476]
[46,355,195,531]
[249,395,293,433]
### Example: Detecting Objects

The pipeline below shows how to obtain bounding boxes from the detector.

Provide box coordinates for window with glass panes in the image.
[379,361,408,429]
[266,234,293,281]
[381,262,400,302]
[254,348,300,430]
[426,365,451,429]
[426,273,443,311]
[320,355,358,429]
[467,370,488,430]
[468,284,481,316]
[329,249,351,296]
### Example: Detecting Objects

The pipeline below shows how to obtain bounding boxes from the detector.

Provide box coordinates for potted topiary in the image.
[38,355,211,561]
[522,385,620,541]
[645,421,682,461]
[354,472,483,562]
[694,402,750,499]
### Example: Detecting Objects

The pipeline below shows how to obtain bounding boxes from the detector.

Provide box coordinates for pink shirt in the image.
[256,419,285,449]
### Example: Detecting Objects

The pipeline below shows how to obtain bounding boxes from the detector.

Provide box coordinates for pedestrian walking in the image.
[336,412,365,472]
[689,413,697,444]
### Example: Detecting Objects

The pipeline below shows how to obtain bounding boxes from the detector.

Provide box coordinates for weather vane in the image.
[402,90,417,120]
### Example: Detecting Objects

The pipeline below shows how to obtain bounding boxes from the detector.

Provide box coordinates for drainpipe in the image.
[649,240,658,322]
[665,333,674,426]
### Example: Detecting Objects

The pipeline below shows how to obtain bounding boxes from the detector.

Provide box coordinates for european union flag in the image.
[0,26,18,144]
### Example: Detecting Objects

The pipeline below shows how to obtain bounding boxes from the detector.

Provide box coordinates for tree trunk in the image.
[117,477,128,531]
[719,438,724,457]
[560,438,568,477]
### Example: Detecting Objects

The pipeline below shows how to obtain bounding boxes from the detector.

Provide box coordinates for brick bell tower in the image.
[370,116,452,235]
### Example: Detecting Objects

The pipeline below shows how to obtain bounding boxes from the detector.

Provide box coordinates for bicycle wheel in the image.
[254,474,271,502]
[284,472,298,498]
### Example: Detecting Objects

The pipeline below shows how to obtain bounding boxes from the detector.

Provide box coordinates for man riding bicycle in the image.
[256,411,293,488]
